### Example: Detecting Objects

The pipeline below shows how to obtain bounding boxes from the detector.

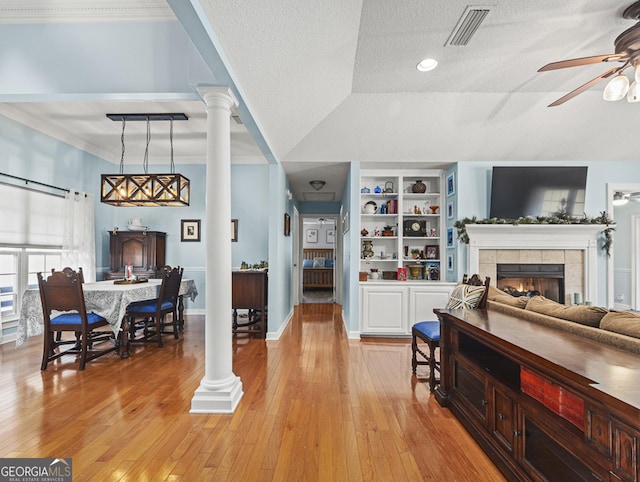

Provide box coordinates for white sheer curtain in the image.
[61,191,96,282]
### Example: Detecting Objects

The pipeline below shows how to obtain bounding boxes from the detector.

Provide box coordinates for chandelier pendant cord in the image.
[119,119,126,175]
[143,117,150,175]
[170,118,175,174]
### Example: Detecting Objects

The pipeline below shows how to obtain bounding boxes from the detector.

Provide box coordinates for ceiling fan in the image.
[538,1,640,106]
[614,190,640,205]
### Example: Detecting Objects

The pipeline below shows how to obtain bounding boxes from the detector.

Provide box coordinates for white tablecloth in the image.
[16,278,198,346]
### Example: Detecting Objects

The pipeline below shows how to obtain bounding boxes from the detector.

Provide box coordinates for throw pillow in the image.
[525,296,608,327]
[313,257,325,268]
[446,283,486,310]
[302,259,314,268]
[325,258,334,268]
[600,311,640,339]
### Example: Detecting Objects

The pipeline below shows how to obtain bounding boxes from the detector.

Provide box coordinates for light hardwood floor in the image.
[0,304,505,481]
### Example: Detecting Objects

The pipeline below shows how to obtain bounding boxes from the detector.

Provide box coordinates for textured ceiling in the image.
[2,0,640,202]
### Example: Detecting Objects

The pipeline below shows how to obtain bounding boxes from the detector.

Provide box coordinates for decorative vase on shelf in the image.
[408,265,422,279]
[412,180,427,193]
[362,240,374,259]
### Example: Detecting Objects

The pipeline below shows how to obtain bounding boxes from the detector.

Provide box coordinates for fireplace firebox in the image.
[497,264,565,304]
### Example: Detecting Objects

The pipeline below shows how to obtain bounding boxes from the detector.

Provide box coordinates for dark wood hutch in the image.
[105,230,166,280]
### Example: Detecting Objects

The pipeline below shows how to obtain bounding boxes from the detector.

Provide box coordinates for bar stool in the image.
[411,321,440,392]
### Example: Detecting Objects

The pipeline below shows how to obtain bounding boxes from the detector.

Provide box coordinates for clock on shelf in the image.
[403,219,426,237]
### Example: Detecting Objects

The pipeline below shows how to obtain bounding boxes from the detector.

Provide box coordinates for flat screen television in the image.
[489,166,587,219]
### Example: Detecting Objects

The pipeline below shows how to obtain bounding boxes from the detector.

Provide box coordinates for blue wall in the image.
[0,22,213,96]
[343,162,359,336]
[231,164,270,268]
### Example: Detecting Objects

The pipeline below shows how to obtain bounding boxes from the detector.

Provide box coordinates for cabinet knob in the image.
[481,399,488,406]
[513,430,522,437]
[498,413,506,421]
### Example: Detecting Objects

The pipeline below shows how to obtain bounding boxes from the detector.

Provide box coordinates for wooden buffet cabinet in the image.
[232,270,268,338]
[106,231,166,280]
[434,308,640,482]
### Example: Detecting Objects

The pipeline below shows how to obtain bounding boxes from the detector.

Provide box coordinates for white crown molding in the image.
[0,1,174,24]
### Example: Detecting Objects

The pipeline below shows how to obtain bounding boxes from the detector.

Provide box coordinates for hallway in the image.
[0,304,504,481]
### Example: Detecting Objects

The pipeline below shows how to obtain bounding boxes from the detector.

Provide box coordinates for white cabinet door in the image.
[408,284,455,328]
[361,285,407,334]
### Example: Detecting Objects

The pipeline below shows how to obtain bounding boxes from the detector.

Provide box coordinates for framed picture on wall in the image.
[326,229,335,244]
[446,172,455,197]
[284,213,291,236]
[447,201,454,220]
[306,229,318,243]
[447,254,454,272]
[181,219,201,242]
[231,219,238,242]
[446,227,454,247]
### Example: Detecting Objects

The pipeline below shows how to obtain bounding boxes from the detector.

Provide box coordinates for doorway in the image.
[608,182,640,309]
[300,216,337,304]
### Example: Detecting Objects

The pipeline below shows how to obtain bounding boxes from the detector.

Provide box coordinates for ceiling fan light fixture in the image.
[603,72,630,101]
[416,58,438,72]
[309,180,326,191]
[634,64,640,83]
[628,81,640,102]
[613,191,629,206]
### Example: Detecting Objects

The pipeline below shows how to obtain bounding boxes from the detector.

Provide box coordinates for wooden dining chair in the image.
[126,266,183,348]
[37,267,116,370]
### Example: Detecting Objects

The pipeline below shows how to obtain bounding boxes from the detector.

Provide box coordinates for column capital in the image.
[197,85,239,110]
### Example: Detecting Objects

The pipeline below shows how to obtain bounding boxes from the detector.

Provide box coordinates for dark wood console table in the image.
[434,308,640,482]
[232,270,268,338]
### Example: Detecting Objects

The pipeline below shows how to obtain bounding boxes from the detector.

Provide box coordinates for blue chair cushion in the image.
[325,259,334,268]
[128,299,175,313]
[51,312,106,325]
[413,321,440,341]
[302,259,314,268]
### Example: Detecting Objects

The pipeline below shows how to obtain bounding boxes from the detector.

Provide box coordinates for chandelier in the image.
[101,113,190,206]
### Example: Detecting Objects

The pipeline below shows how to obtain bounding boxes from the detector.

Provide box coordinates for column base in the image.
[190,374,244,414]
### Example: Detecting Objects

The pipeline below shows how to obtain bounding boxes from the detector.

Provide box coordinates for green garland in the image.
[454,212,615,256]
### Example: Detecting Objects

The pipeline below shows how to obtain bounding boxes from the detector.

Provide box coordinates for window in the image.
[0,183,65,338]
[0,251,18,319]
[0,248,62,325]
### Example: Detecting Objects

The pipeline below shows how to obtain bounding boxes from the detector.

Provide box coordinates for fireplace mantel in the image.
[465,224,607,305]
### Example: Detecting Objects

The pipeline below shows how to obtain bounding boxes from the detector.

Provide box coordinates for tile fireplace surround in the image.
[465,224,607,306]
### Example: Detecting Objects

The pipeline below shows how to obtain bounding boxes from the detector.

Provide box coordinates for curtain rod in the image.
[0,172,70,193]
[0,172,86,198]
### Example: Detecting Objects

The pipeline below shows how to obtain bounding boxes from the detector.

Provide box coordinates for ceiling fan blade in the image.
[547,66,622,107]
[538,53,626,72]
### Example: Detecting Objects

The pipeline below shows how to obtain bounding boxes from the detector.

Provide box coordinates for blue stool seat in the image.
[412,321,441,392]
[413,321,440,341]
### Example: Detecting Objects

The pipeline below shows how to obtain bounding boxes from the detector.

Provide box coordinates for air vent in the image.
[302,192,336,202]
[445,5,493,47]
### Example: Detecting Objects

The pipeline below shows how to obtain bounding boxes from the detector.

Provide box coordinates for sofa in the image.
[486,286,640,355]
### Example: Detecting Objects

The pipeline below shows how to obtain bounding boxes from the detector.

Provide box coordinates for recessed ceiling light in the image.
[416,58,438,72]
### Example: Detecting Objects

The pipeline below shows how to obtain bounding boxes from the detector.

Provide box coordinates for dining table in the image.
[17,278,198,357]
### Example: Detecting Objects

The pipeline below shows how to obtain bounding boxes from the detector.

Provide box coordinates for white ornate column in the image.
[190,86,243,413]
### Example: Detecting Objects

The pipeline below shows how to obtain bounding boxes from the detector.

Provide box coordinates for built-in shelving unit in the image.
[359,170,443,281]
